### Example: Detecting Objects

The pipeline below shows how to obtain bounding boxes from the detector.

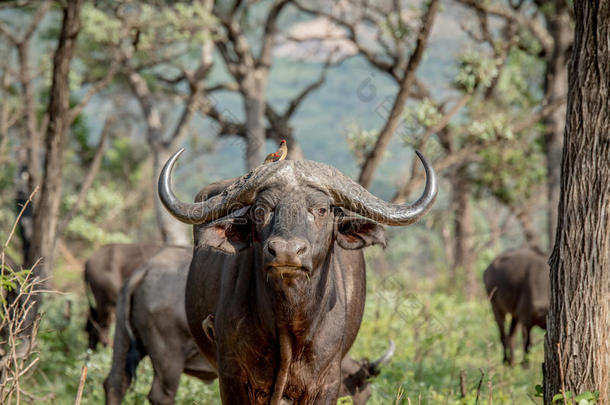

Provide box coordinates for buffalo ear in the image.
[335,212,387,250]
[197,219,252,254]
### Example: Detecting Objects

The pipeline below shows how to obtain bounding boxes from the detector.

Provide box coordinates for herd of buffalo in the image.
[76,150,549,404]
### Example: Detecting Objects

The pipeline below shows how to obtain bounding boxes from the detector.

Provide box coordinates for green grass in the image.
[23,272,544,404]
[352,273,545,404]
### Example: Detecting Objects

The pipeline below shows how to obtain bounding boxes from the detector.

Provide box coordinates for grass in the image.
[20,269,545,404]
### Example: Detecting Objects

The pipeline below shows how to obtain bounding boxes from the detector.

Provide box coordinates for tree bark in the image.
[542,1,571,251]
[452,165,476,298]
[543,1,610,403]
[244,85,267,170]
[27,0,83,282]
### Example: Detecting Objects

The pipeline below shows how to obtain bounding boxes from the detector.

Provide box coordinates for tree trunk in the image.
[543,2,610,403]
[152,146,189,245]
[510,201,543,250]
[28,0,83,281]
[452,165,476,298]
[244,87,267,170]
[543,3,571,251]
[127,69,200,246]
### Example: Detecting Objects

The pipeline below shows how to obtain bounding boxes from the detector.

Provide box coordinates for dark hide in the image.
[185,177,387,404]
[483,247,549,366]
[84,243,163,349]
[104,246,389,405]
[104,246,216,405]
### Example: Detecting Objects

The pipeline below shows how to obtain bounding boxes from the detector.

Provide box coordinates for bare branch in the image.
[216,17,254,70]
[510,96,566,133]
[357,0,440,188]
[154,71,187,86]
[57,118,111,236]
[164,81,206,149]
[391,94,471,202]
[456,0,554,55]
[22,0,53,42]
[205,82,240,93]
[292,1,397,79]
[214,40,240,75]
[67,58,120,125]
[284,52,334,119]
[258,0,290,68]
[0,0,52,45]
[0,21,18,45]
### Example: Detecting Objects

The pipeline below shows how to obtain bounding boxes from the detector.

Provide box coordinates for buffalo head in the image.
[158,150,437,284]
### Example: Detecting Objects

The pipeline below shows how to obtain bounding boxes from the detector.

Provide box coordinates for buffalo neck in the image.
[253,244,338,347]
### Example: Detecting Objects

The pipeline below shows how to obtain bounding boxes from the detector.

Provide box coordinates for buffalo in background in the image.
[84,243,163,349]
[483,247,549,366]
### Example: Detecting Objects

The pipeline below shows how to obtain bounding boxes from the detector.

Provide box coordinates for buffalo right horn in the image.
[370,340,396,371]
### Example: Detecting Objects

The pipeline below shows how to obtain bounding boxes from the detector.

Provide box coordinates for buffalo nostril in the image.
[267,240,279,257]
[267,244,277,257]
[296,244,307,256]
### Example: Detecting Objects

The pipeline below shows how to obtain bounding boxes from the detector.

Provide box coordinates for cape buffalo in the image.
[158,150,437,404]
[104,246,395,405]
[483,247,549,366]
[84,243,163,349]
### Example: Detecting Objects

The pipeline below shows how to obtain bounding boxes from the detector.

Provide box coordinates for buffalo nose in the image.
[267,238,309,264]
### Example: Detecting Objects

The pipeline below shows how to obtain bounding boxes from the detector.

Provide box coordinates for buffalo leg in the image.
[506,317,519,366]
[146,334,185,405]
[104,331,139,404]
[521,325,532,368]
[218,371,251,404]
[92,289,115,348]
[490,304,508,364]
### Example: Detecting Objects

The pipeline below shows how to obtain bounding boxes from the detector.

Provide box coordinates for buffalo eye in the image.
[316,207,327,217]
[251,204,270,224]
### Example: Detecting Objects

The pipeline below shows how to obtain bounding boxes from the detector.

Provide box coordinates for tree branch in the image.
[284,51,334,119]
[292,1,397,79]
[57,117,111,236]
[67,57,120,125]
[392,94,471,203]
[357,0,440,188]
[258,0,289,68]
[205,82,240,93]
[510,96,566,133]
[457,0,554,55]
[22,0,52,42]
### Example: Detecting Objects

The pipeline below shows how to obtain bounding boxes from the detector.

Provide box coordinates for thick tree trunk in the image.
[244,89,267,170]
[543,1,610,403]
[452,165,476,298]
[28,0,83,281]
[543,3,571,250]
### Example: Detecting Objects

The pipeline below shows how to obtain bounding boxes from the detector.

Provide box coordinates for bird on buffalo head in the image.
[263,140,287,164]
